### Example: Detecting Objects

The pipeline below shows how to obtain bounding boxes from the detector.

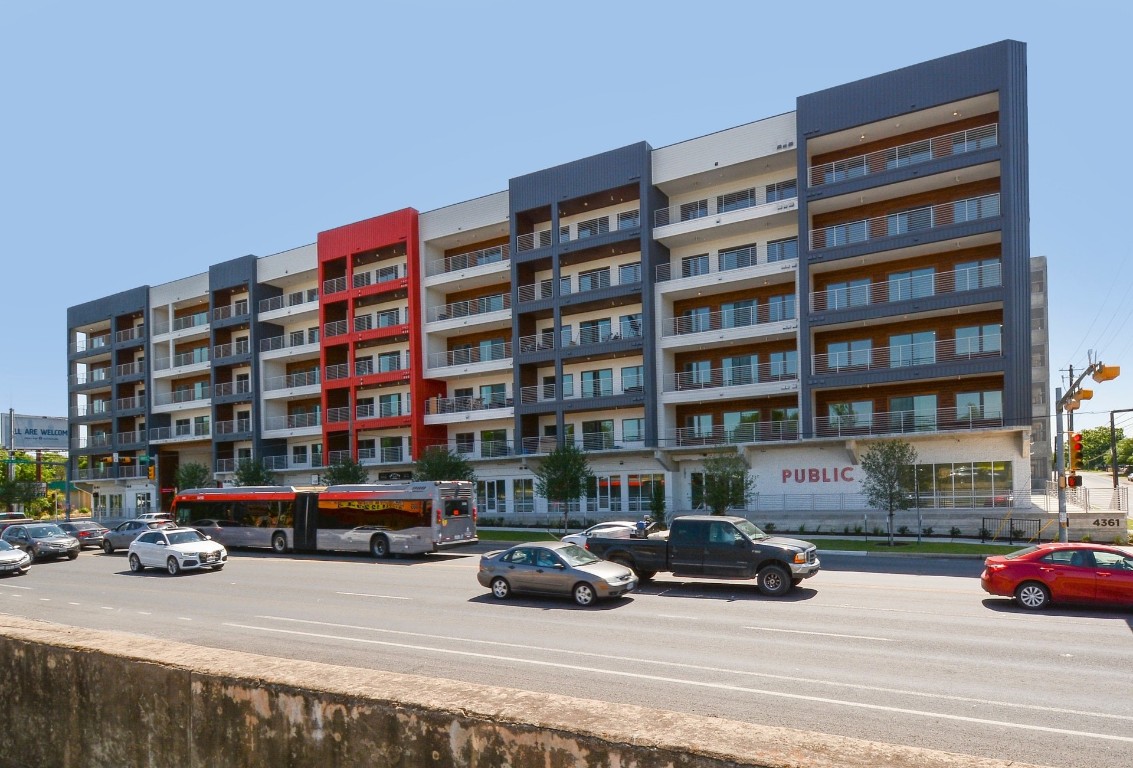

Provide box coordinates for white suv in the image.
[128,526,227,575]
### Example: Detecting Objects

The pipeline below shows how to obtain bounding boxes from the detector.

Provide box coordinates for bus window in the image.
[444,500,470,517]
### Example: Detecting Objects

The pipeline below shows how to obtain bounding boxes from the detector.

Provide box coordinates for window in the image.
[889,395,938,432]
[582,420,614,450]
[621,365,644,392]
[307,327,319,344]
[618,262,641,284]
[956,390,1003,420]
[685,414,714,438]
[617,210,640,230]
[579,318,612,345]
[619,313,642,339]
[480,338,506,361]
[955,259,1002,291]
[888,268,935,302]
[455,433,474,455]
[479,383,506,407]
[721,300,756,328]
[767,294,795,322]
[768,351,797,380]
[175,418,190,437]
[682,360,712,388]
[311,443,323,467]
[680,307,711,334]
[719,243,757,271]
[680,200,708,221]
[769,407,800,439]
[577,217,609,239]
[681,254,709,278]
[292,445,308,465]
[887,207,934,235]
[378,393,402,417]
[513,479,534,515]
[722,355,755,386]
[622,418,644,444]
[194,415,210,436]
[952,128,998,153]
[765,179,797,202]
[578,267,611,292]
[560,324,573,347]
[766,237,798,262]
[824,220,868,247]
[954,325,1002,357]
[477,480,506,514]
[561,374,574,399]
[290,330,305,347]
[628,474,664,513]
[376,308,401,327]
[355,356,374,376]
[451,343,473,365]
[825,278,871,309]
[718,187,757,213]
[955,194,1000,222]
[886,139,932,169]
[889,331,936,367]
[829,401,873,430]
[724,410,760,443]
[378,351,402,372]
[581,369,613,398]
[481,429,507,458]
[586,475,622,513]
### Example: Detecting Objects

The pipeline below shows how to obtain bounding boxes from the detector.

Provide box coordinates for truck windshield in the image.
[733,520,768,540]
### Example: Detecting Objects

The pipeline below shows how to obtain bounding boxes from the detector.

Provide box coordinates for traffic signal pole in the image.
[1055,387,1068,543]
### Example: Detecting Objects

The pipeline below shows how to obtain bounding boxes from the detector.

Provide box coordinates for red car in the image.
[981,542,1133,610]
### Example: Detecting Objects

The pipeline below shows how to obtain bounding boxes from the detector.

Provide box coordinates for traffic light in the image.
[1069,432,1084,471]
[1066,474,1082,488]
[1077,388,1094,401]
[1092,364,1121,383]
[147,465,155,480]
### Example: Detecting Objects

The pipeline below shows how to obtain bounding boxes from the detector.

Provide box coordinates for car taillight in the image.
[436,508,442,525]
[986,563,1007,571]
[472,505,478,523]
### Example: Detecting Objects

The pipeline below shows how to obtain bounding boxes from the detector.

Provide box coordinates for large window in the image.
[513,479,534,515]
[955,259,1002,291]
[582,420,614,450]
[889,394,938,432]
[724,410,760,442]
[718,187,757,213]
[766,237,798,263]
[829,401,872,430]
[682,360,712,388]
[768,350,798,380]
[586,475,622,513]
[954,324,1002,357]
[765,179,797,202]
[721,299,756,328]
[581,368,613,398]
[681,254,709,277]
[722,355,756,386]
[621,365,644,393]
[628,474,664,514]
[618,262,641,285]
[680,200,708,221]
[719,243,758,271]
[477,480,506,515]
[826,278,870,309]
[889,331,936,367]
[622,418,644,445]
[767,295,795,322]
[619,313,642,339]
[680,307,711,334]
[481,429,508,458]
[956,390,1003,420]
[827,340,872,370]
[578,267,611,292]
[579,318,612,345]
[888,267,935,302]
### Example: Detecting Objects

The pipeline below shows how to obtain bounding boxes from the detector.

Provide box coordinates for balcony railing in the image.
[663,362,798,392]
[656,238,798,282]
[257,292,318,314]
[76,466,116,481]
[212,301,249,323]
[654,185,796,228]
[215,418,252,435]
[153,389,210,407]
[446,439,518,460]
[520,263,642,302]
[518,332,556,354]
[212,339,250,359]
[353,308,406,332]
[325,363,350,382]
[171,312,209,333]
[427,244,510,277]
[115,327,144,344]
[70,335,111,354]
[115,395,146,410]
[324,320,349,338]
[264,412,321,431]
[262,453,325,471]
[809,262,1002,312]
[354,352,409,377]
[428,341,511,369]
[428,294,509,323]
[808,123,998,187]
[264,370,320,392]
[663,301,796,337]
[814,406,1004,438]
[326,406,351,424]
[425,393,512,415]
[150,422,211,440]
[214,380,252,397]
[69,369,111,386]
[322,276,347,296]
[71,401,112,418]
[260,330,319,352]
[519,436,646,454]
[326,449,351,465]
[809,193,1001,251]
[668,420,801,447]
[516,230,553,252]
[352,263,406,289]
[355,401,411,420]
[358,446,408,465]
[558,209,640,243]
[520,376,644,404]
[811,332,1002,375]
[115,361,145,377]
[115,430,146,445]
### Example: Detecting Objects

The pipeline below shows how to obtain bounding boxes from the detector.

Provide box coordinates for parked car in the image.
[560,521,638,548]
[477,540,637,606]
[102,519,175,553]
[58,520,110,550]
[981,542,1133,610]
[127,526,227,575]
[0,539,32,576]
[0,523,80,562]
[137,512,174,522]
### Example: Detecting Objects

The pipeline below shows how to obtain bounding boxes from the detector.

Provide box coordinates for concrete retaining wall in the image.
[0,615,1045,768]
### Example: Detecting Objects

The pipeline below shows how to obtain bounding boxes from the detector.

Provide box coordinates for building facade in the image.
[67,40,1035,523]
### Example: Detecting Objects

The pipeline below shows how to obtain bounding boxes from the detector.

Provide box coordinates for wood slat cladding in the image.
[811,178,1000,229]
[443,235,509,259]
[674,340,796,369]
[443,284,512,305]
[812,244,1001,291]
[446,329,510,350]
[811,112,999,166]
[286,398,320,414]
[672,283,796,316]
[814,309,1003,348]
[814,374,1004,412]
[676,395,798,424]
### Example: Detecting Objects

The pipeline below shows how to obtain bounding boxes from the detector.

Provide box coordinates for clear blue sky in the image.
[2,2,1129,441]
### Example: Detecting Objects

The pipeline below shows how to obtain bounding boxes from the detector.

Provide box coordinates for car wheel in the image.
[573,582,597,607]
[791,578,803,588]
[490,577,510,600]
[128,554,144,573]
[757,565,792,597]
[166,557,181,576]
[271,532,288,554]
[1015,581,1050,610]
[67,551,78,560]
[370,535,390,559]
[102,540,114,554]
[27,550,37,563]
[636,571,657,583]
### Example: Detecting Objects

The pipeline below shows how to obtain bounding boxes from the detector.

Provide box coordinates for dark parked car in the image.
[102,519,175,553]
[0,539,32,576]
[477,540,637,606]
[0,523,80,562]
[981,542,1133,610]
[58,520,110,550]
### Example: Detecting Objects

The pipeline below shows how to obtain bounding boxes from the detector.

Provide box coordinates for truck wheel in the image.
[636,571,657,582]
[757,565,791,597]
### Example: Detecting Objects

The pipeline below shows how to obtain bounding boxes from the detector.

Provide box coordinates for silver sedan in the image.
[477,540,638,607]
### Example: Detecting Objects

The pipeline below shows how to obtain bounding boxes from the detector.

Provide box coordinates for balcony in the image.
[71,402,111,418]
[115,361,145,377]
[358,446,409,465]
[656,239,798,283]
[257,292,318,315]
[69,369,111,387]
[212,339,251,360]
[809,193,1001,251]
[69,335,111,355]
[428,342,511,370]
[425,392,512,415]
[115,430,146,446]
[115,395,146,410]
[559,209,640,243]
[520,376,643,405]
[662,302,797,337]
[667,420,801,448]
[150,422,212,441]
[215,418,252,436]
[260,331,320,353]
[353,308,406,332]
[663,362,798,392]
[808,124,998,188]
[428,294,509,323]
[152,389,211,407]
[76,466,117,481]
[809,262,1002,313]
[322,276,348,296]
[263,370,320,392]
[355,401,411,420]
[811,333,1002,376]
[519,436,646,455]
[264,413,321,431]
[427,244,510,277]
[153,348,210,372]
[214,380,252,398]
[326,406,351,424]
[520,263,641,303]
[262,453,325,471]
[654,186,796,228]
[212,301,250,323]
[354,352,409,377]
[516,230,553,253]
[114,327,144,344]
[323,319,349,339]
[813,406,1004,438]
[325,363,350,382]
[352,263,406,291]
[444,439,518,460]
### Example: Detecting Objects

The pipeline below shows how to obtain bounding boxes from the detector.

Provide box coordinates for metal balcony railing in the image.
[516,230,552,252]
[257,291,318,314]
[264,412,321,431]
[264,370,320,392]
[69,368,112,386]
[663,301,797,336]
[427,244,510,277]
[354,352,409,377]
[808,123,998,187]
[153,389,210,407]
[324,319,348,338]
[325,363,350,381]
[358,446,408,465]
[519,376,644,404]
[212,339,250,359]
[654,184,796,228]
[663,362,798,392]
[656,238,799,282]
[326,449,351,465]
[353,308,405,332]
[260,330,319,352]
[355,401,411,420]
[215,419,252,435]
[213,380,252,398]
[425,392,512,415]
[115,430,146,445]
[212,301,249,323]
[170,349,210,368]
[428,293,509,323]
[171,312,209,333]
[668,420,801,447]
[115,327,144,344]
[326,406,351,423]
[809,193,1001,250]
[809,262,1002,312]
[428,342,511,369]
[559,210,641,243]
[813,406,1004,438]
[518,333,556,354]
[447,439,517,460]
[811,332,1002,375]
[115,395,145,410]
[353,263,405,289]
[115,361,144,377]
[322,276,347,296]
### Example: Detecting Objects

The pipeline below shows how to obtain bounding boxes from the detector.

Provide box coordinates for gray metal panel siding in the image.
[66,286,149,329]
[796,40,1029,433]
[208,255,262,465]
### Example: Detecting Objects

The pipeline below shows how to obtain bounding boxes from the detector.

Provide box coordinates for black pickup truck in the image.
[584,515,820,596]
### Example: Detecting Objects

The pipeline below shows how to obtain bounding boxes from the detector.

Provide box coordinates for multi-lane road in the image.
[1,545,1130,768]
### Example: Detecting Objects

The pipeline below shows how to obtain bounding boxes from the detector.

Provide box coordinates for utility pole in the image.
[1056,360,1121,542]
[1055,387,1067,543]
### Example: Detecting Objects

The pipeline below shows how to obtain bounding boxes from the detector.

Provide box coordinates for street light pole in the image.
[1055,387,1068,543]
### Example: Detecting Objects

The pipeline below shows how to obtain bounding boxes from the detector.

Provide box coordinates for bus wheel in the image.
[271,533,287,554]
[371,535,390,559]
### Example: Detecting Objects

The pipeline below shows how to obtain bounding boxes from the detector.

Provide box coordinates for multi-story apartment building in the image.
[67,40,1034,522]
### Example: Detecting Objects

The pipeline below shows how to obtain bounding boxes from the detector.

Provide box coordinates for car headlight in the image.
[793,552,807,564]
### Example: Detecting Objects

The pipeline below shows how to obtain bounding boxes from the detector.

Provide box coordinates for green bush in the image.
[950,526,962,537]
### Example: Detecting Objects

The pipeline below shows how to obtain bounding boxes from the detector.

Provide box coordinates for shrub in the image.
[871,527,884,537]
[922,527,934,537]
[950,526,962,537]
[1113,534,1129,545]
[1080,533,1092,543]
[798,524,807,534]
[843,525,851,534]
[853,525,863,535]
[764,522,777,533]
[979,527,992,540]
[897,525,910,536]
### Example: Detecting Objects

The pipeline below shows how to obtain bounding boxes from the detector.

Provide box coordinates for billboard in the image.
[2,414,70,451]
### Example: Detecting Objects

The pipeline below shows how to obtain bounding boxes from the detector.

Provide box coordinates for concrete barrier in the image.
[0,615,1047,768]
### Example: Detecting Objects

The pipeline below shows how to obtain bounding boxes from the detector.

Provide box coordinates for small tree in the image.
[321,457,370,486]
[176,462,212,492]
[702,454,754,515]
[859,439,919,546]
[532,442,593,531]
[413,446,476,482]
[233,459,278,487]
[648,480,667,530]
